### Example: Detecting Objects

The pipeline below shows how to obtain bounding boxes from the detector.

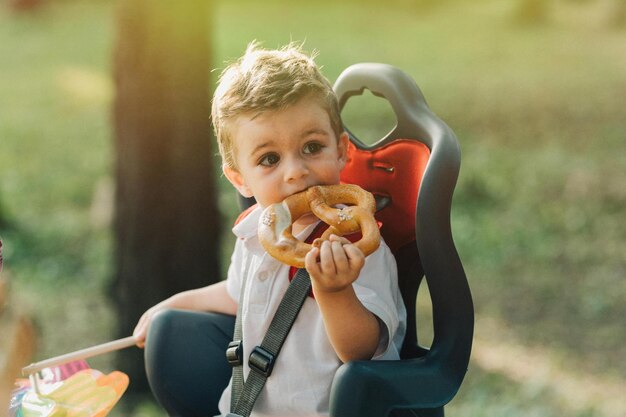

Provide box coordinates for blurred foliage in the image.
[0,0,624,416]
[0,197,8,229]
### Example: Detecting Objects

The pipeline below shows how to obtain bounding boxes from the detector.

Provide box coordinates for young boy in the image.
[134,42,406,417]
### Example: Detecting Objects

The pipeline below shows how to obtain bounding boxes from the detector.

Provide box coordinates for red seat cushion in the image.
[340,139,430,253]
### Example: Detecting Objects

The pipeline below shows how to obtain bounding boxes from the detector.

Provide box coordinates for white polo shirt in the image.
[217,205,406,417]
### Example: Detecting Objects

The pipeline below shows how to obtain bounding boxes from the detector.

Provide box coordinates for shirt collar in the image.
[232,205,263,240]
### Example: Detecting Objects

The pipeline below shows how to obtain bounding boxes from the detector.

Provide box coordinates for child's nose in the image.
[283,157,309,182]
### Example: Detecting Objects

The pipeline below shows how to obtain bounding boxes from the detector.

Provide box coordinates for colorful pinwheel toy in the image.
[10,337,137,417]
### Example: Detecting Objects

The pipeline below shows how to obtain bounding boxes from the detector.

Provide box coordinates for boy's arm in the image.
[313,285,381,363]
[133,281,237,347]
[305,235,381,362]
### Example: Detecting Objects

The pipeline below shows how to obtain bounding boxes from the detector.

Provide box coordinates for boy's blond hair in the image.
[212,42,343,169]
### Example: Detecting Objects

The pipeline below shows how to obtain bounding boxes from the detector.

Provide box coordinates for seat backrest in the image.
[340,138,430,358]
[335,63,474,370]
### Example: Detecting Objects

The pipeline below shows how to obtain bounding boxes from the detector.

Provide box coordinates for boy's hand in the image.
[133,301,171,348]
[133,311,150,348]
[304,234,365,293]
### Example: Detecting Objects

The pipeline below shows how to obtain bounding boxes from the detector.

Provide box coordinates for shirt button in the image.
[258,271,269,281]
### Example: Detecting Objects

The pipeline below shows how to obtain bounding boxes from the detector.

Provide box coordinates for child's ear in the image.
[223,164,253,198]
[337,132,350,168]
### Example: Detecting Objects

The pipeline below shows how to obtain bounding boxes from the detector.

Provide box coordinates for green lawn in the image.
[1,0,624,416]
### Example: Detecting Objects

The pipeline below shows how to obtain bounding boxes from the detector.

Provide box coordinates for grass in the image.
[1,0,625,416]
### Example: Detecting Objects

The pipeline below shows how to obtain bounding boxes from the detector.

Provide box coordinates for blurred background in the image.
[0,0,624,416]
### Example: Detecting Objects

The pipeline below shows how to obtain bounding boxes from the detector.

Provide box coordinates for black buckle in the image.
[226,340,243,366]
[248,346,275,377]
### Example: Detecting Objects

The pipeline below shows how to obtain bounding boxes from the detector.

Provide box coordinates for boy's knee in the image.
[150,308,177,332]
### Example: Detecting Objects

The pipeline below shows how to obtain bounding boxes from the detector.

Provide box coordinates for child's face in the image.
[223,96,348,209]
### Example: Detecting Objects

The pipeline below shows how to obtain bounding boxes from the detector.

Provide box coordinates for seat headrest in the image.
[340,139,430,253]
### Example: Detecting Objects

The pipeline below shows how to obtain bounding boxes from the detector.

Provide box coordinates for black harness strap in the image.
[227,268,312,417]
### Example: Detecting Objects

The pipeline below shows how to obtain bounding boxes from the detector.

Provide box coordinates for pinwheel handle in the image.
[22,336,137,376]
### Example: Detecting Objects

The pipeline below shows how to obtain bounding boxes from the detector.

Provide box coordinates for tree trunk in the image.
[111,0,220,395]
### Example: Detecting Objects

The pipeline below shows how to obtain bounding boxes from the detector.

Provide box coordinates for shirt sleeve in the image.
[352,239,407,360]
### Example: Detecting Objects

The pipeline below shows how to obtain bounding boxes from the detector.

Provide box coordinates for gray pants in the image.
[145,309,235,417]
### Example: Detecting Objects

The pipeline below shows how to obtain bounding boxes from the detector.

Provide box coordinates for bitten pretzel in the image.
[258,184,380,268]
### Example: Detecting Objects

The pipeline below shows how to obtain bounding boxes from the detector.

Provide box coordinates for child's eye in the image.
[303,142,324,154]
[259,153,280,167]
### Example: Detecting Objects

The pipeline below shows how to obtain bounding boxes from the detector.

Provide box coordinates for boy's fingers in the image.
[316,241,335,275]
[344,244,365,270]
[319,241,337,275]
[330,240,349,272]
[305,246,321,275]
[328,234,351,245]
[136,338,146,349]
[133,312,152,348]
[133,327,146,348]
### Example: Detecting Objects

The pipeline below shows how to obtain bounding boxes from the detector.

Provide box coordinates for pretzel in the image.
[258,184,380,268]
